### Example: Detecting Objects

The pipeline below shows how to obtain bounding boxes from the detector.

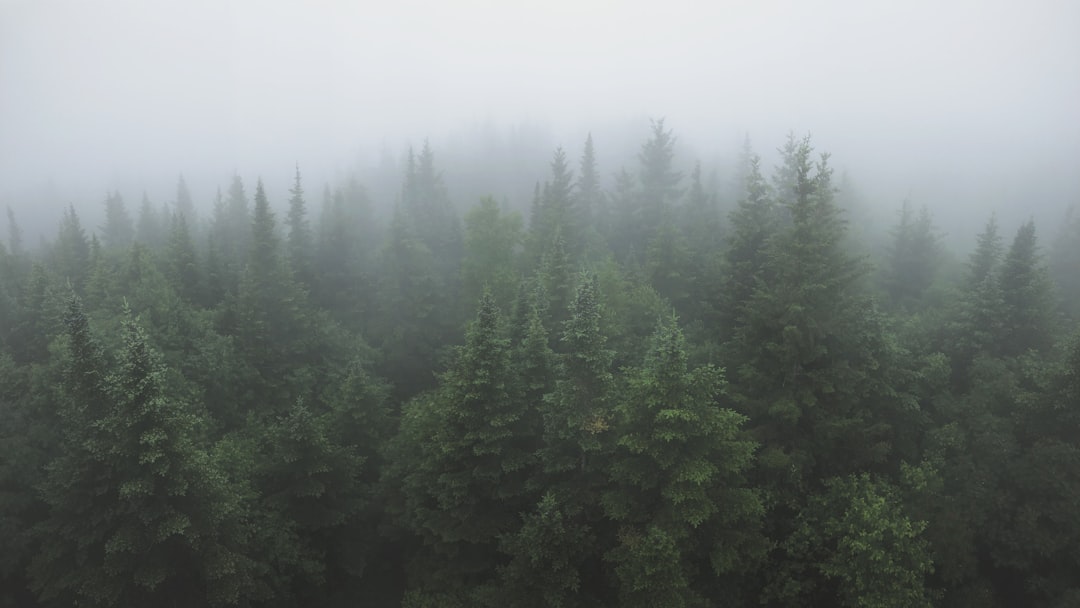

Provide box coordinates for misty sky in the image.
[2,0,1079,237]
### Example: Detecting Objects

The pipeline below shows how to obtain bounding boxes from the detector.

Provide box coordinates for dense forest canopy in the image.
[3,0,1080,605]
[1,122,1079,607]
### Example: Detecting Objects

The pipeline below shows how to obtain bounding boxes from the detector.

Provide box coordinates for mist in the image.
[2,0,1078,242]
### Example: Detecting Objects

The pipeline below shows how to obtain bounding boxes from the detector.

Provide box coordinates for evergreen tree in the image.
[101,191,134,250]
[1049,205,1080,320]
[727,136,893,505]
[529,147,577,262]
[31,301,269,606]
[231,180,312,414]
[462,196,523,311]
[638,118,683,215]
[575,133,603,251]
[375,204,446,398]
[6,206,23,258]
[720,147,776,341]
[136,192,165,249]
[174,174,196,229]
[771,474,935,608]
[51,205,91,290]
[540,274,614,491]
[286,164,314,288]
[996,219,1054,357]
[166,212,200,304]
[884,201,942,309]
[945,215,1006,385]
[602,316,764,607]
[391,293,537,601]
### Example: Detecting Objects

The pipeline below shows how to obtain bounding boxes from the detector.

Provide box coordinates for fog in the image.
[2,0,1079,243]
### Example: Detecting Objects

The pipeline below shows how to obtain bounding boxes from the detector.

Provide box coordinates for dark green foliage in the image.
[389,293,539,600]
[720,147,776,342]
[30,303,268,607]
[529,147,578,262]
[52,206,91,290]
[772,474,935,608]
[166,212,200,303]
[997,219,1054,357]
[603,317,764,607]
[286,165,314,288]
[540,273,614,482]
[1,129,1075,607]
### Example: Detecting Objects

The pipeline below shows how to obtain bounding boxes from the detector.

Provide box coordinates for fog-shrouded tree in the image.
[100,191,134,250]
[996,219,1055,357]
[884,200,942,309]
[462,196,523,312]
[174,174,196,230]
[52,205,91,290]
[285,164,314,289]
[1049,205,1080,321]
[603,315,765,607]
[30,301,268,607]
[6,206,24,258]
[529,147,577,263]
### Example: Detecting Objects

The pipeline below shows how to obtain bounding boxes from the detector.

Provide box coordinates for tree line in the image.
[1,122,1079,607]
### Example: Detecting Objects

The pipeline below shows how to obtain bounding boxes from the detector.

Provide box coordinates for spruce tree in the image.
[174,174,196,229]
[286,164,314,288]
[603,316,764,607]
[997,219,1054,357]
[101,191,134,250]
[31,302,268,607]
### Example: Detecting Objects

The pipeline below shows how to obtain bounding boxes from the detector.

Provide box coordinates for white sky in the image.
[1,0,1079,233]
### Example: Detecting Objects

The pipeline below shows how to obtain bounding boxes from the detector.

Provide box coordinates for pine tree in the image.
[232,180,312,414]
[575,133,603,250]
[101,191,135,249]
[462,196,523,312]
[6,206,23,257]
[375,204,446,398]
[52,205,91,290]
[391,293,537,601]
[1049,205,1080,320]
[884,201,942,309]
[771,474,935,607]
[945,215,1006,385]
[286,164,314,288]
[540,274,614,488]
[166,212,200,304]
[638,118,683,214]
[720,148,777,342]
[997,219,1054,357]
[174,174,196,229]
[602,316,764,607]
[728,136,890,498]
[31,302,270,607]
[529,147,577,262]
[136,192,165,249]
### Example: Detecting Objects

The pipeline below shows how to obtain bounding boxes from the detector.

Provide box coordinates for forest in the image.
[0,122,1079,608]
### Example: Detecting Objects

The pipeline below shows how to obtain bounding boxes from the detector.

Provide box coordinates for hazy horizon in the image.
[2,0,1079,242]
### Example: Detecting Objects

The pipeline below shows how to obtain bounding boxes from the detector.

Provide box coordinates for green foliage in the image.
[603,316,764,605]
[1,129,1075,607]
[462,197,523,311]
[884,200,942,309]
[30,304,269,607]
[774,474,935,608]
[997,219,1055,356]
